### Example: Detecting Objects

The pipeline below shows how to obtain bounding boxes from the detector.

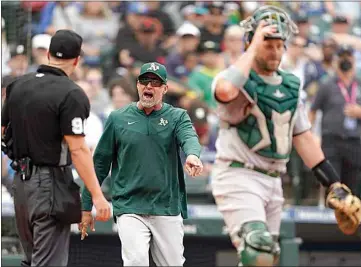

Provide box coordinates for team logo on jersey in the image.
[273,89,285,98]
[159,118,168,126]
[147,63,160,71]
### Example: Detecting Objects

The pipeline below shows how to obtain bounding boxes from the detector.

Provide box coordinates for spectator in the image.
[108,1,127,17]
[181,4,209,29]
[161,77,192,107]
[145,1,176,49]
[36,1,79,35]
[293,12,323,61]
[116,3,148,41]
[309,45,361,197]
[329,16,361,47]
[73,2,118,67]
[287,2,327,18]
[1,75,15,106]
[186,98,215,177]
[240,1,260,18]
[200,2,227,44]
[162,2,192,29]
[166,22,200,79]
[28,34,52,73]
[219,24,244,69]
[304,38,338,142]
[1,75,17,193]
[325,2,361,25]
[1,151,14,197]
[116,18,166,69]
[76,80,104,154]
[114,2,149,68]
[2,17,11,77]
[331,15,351,34]
[294,12,319,46]
[188,40,222,109]
[304,38,338,99]
[21,2,48,13]
[21,1,48,37]
[69,56,86,82]
[104,78,138,117]
[109,61,143,93]
[187,98,211,146]
[6,44,29,78]
[178,51,199,83]
[328,16,361,76]
[84,68,111,118]
[224,2,242,25]
[280,36,308,88]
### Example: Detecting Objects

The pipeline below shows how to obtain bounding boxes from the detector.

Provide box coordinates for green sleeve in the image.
[81,112,116,211]
[175,111,202,158]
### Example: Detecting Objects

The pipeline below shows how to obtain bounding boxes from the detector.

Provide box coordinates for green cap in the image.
[138,62,167,83]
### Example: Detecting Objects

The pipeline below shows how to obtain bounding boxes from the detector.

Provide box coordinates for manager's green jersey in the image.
[81,102,202,219]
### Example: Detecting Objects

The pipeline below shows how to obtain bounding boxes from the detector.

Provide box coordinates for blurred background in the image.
[1,1,361,266]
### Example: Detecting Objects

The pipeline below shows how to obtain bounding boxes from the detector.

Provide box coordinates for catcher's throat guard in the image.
[237,221,279,267]
[240,5,299,43]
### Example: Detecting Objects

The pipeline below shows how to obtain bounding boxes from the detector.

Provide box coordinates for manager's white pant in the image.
[117,214,185,266]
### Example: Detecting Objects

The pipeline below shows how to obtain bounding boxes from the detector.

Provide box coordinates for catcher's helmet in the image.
[240,5,299,43]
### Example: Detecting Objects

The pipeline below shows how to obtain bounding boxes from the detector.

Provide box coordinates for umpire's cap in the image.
[49,30,83,59]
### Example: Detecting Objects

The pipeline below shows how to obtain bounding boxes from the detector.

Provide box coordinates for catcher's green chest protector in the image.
[235,70,300,160]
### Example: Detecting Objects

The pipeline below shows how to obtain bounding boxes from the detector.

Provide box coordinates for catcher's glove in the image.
[326,182,361,235]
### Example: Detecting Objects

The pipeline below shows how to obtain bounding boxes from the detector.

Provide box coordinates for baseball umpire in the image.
[80,62,203,266]
[1,29,111,267]
[211,5,361,267]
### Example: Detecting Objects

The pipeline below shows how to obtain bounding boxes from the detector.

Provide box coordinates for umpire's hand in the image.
[184,155,203,177]
[79,211,95,240]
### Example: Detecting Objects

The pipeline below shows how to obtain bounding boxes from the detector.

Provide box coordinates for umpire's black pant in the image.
[322,135,361,197]
[13,166,70,267]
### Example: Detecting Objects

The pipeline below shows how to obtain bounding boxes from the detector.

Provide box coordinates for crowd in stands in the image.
[2,1,361,205]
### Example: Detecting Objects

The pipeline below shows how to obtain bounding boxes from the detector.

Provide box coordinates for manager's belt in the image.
[229,161,280,178]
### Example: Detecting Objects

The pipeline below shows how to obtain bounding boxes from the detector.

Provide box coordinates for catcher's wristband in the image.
[312,159,340,188]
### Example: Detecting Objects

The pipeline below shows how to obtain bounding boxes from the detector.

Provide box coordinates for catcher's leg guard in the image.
[237,221,279,267]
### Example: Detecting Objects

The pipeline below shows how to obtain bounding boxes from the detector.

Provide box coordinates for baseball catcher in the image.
[211,5,361,267]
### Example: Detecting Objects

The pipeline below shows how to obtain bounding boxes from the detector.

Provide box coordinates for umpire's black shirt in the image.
[1,65,90,166]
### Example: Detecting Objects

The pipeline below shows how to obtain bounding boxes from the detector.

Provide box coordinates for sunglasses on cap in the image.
[138,78,164,87]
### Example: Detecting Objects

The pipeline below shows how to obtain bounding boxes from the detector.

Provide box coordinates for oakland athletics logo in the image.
[147,63,160,71]
[159,118,168,126]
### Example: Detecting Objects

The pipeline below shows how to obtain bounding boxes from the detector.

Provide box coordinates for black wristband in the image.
[312,159,340,188]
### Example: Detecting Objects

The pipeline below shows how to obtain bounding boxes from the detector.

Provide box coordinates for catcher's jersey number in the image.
[71,117,87,135]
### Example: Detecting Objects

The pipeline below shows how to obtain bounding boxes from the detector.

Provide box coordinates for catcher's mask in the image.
[240,5,299,45]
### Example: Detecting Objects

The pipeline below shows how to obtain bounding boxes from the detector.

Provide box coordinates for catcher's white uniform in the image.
[211,69,311,247]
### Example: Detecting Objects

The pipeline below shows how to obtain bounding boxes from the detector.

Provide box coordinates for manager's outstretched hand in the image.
[184,155,203,177]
